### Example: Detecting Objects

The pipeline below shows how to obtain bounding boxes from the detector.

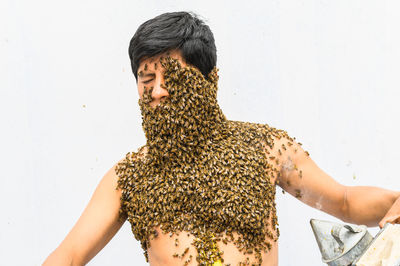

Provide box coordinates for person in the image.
[43,11,400,266]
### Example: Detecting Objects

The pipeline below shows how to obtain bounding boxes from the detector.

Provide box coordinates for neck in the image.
[142,99,228,164]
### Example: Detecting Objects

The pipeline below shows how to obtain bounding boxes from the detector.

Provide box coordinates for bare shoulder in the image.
[254,124,303,184]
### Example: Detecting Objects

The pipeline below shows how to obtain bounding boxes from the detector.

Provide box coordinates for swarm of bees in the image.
[115,55,305,265]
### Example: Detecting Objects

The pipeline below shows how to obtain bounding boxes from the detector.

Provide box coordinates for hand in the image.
[379,196,400,228]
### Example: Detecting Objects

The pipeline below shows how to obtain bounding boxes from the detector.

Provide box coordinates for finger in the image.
[379,219,387,229]
[379,214,400,228]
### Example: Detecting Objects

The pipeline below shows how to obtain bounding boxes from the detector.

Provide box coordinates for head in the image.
[128,11,217,108]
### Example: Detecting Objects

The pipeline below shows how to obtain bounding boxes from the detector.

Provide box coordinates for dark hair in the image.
[128,11,217,82]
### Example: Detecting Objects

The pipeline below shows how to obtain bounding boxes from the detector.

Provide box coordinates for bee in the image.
[184,255,193,266]
[295,189,302,199]
[144,63,148,71]
[181,247,189,257]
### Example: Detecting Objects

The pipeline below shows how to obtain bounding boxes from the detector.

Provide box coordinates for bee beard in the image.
[138,76,227,164]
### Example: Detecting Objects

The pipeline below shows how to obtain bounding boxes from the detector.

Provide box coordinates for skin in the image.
[42,49,400,266]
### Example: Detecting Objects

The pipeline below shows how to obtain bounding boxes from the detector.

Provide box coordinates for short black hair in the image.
[128,11,217,82]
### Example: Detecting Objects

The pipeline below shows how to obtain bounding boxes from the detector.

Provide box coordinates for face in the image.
[137,49,188,108]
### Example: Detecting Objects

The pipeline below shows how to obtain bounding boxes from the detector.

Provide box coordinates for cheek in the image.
[138,86,144,98]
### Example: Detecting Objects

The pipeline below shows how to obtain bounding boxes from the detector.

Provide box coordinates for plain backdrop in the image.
[1,0,400,265]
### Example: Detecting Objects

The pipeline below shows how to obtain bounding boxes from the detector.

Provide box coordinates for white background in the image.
[1,0,400,265]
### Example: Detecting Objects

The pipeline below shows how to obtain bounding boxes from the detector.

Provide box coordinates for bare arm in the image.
[269,135,400,227]
[42,160,126,266]
[344,186,400,226]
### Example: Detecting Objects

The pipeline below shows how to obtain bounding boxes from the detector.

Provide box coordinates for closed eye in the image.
[142,80,153,84]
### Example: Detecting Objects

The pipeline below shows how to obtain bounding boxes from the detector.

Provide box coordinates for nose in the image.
[150,78,169,108]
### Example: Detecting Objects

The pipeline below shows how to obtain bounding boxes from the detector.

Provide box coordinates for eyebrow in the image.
[138,72,156,79]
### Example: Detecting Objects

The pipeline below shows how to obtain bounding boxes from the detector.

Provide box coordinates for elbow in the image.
[340,186,350,223]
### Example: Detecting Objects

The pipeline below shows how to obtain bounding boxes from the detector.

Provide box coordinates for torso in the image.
[143,134,280,266]
[147,219,278,266]
[117,121,284,266]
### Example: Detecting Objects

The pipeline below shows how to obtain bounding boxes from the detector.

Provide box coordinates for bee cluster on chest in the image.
[116,55,307,265]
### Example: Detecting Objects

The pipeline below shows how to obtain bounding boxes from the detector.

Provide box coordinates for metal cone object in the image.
[310,219,373,266]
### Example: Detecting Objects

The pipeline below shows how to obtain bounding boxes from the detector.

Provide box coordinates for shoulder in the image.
[253,123,311,184]
[114,144,148,189]
[116,144,148,167]
[226,120,277,141]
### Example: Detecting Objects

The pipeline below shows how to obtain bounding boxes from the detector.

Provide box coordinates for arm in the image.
[268,135,400,227]
[343,186,399,226]
[42,160,127,266]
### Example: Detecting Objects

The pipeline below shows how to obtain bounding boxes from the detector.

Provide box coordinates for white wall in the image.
[1,0,400,265]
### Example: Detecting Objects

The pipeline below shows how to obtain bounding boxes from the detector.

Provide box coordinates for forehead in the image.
[138,50,187,71]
